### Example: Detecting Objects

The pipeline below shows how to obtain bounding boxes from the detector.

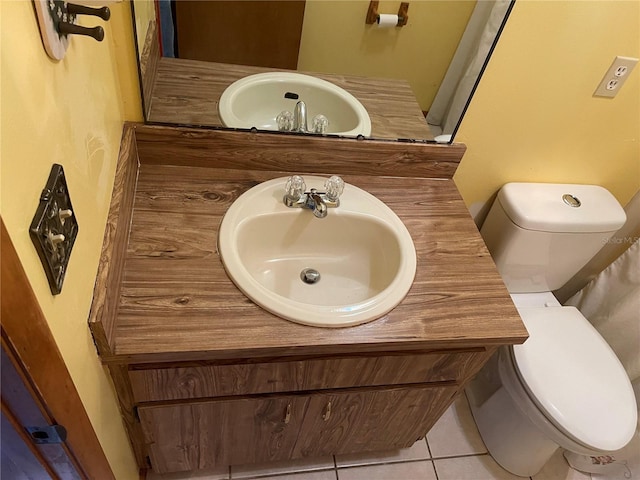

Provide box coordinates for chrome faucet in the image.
[276,102,329,134]
[305,189,328,218]
[283,175,345,218]
[293,101,308,133]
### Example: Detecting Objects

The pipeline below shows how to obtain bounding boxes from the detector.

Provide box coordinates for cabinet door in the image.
[293,385,458,458]
[140,385,457,473]
[139,396,308,473]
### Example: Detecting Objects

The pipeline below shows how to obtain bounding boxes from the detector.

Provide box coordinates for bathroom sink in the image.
[218,72,372,137]
[217,176,416,327]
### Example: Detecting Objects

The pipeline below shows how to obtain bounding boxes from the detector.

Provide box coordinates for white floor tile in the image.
[592,459,637,480]
[335,439,430,467]
[231,456,334,479]
[434,454,523,480]
[147,466,229,480]
[426,393,487,458]
[590,430,640,480]
[532,449,591,480]
[245,471,337,480]
[338,460,437,480]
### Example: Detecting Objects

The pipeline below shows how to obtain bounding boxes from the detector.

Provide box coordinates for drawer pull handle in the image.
[284,403,291,424]
[322,401,332,421]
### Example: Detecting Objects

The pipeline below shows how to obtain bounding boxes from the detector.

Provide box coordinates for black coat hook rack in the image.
[33,0,111,60]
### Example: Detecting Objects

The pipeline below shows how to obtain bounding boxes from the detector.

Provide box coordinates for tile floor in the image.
[148,393,639,480]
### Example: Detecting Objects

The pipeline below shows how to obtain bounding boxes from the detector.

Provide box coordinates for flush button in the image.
[562,194,581,208]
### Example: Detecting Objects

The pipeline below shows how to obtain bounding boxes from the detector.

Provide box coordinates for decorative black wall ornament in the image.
[33,0,111,60]
[29,164,79,295]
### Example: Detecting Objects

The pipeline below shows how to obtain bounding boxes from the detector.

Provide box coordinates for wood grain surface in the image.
[138,384,457,473]
[88,125,139,356]
[107,363,148,468]
[128,350,486,402]
[147,58,434,141]
[100,124,527,364]
[134,124,463,178]
[291,384,457,458]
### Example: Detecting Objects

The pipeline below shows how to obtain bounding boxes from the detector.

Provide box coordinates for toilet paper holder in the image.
[365,1,409,27]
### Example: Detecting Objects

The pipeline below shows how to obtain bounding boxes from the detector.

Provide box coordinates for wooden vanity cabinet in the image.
[90,125,528,475]
[128,349,492,474]
[139,384,457,473]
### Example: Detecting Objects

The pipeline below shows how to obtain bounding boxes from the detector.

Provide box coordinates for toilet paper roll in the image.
[377,14,398,28]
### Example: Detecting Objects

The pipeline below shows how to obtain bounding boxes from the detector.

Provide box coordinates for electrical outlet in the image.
[606,79,619,90]
[594,56,638,98]
[614,66,628,77]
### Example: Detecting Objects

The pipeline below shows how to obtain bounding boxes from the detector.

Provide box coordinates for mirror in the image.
[131,0,513,142]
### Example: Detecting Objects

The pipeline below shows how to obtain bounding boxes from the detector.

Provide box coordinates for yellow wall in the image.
[1,1,141,478]
[298,0,476,111]
[454,0,640,222]
[2,1,637,476]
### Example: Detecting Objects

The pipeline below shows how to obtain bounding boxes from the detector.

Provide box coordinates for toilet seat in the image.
[509,306,637,452]
[498,348,598,456]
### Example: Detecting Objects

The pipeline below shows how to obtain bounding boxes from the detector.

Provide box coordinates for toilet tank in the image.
[481,183,626,293]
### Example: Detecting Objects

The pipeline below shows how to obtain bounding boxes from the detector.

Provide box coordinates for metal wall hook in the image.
[57,23,105,42]
[56,3,110,42]
[66,3,111,21]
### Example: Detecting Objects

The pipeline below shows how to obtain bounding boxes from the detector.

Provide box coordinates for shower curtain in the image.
[426,0,512,138]
[566,239,640,386]
[565,239,640,474]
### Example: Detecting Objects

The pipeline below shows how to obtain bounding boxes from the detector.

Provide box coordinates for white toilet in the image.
[467,182,637,477]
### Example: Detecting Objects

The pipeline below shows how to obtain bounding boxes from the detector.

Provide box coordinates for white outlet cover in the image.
[594,56,639,98]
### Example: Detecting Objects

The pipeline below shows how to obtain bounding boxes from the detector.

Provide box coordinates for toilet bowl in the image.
[468,183,637,477]
[468,292,637,476]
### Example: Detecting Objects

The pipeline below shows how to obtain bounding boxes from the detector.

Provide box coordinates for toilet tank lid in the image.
[497,183,627,233]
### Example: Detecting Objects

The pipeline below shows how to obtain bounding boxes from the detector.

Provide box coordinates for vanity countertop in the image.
[91,124,527,364]
[148,58,434,141]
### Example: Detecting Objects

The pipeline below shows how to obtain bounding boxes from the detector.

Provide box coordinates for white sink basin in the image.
[217,176,416,327]
[218,73,372,137]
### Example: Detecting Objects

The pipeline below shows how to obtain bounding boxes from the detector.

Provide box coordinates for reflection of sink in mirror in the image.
[218,73,372,137]
[132,0,514,141]
[217,176,416,327]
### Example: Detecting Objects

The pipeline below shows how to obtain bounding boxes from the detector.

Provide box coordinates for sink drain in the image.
[300,268,321,284]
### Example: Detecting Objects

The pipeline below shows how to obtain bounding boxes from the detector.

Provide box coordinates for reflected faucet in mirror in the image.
[277,102,327,133]
[131,0,514,143]
[292,101,308,133]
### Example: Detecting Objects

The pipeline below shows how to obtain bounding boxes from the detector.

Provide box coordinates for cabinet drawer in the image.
[130,350,486,402]
[139,384,458,473]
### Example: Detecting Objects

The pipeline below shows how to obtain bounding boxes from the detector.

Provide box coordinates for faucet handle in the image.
[312,115,329,134]
[277,111,294,131]
[324,176,344,201]
[284,175,306,201]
